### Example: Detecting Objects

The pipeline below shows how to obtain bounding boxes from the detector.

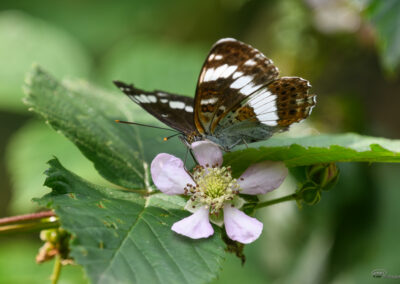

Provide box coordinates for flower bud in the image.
[307,163,339,190]
[301,186,321,205]
[295,181,321,206]
[36,228,71,263]
[40,228,59,244]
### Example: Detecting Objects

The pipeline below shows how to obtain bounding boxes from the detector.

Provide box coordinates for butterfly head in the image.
[177,131,204,147]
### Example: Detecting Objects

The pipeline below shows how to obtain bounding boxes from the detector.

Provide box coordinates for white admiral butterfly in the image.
[114,38,316,151]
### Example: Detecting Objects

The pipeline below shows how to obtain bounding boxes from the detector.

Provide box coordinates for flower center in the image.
[185,164,240,214]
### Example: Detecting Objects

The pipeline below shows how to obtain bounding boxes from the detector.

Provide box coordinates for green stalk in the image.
[0,211,59,234]
[51,254,62,284]
[255,193,298,209]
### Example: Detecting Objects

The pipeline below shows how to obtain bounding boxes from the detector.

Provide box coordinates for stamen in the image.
[188,163,241,214]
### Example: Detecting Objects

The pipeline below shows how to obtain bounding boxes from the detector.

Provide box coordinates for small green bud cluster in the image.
[296,163,339,206]
[36,228,71,264]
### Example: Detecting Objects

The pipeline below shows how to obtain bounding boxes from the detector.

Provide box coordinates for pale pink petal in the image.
[150,153,195,195]
[224,205,263,244]
[191,140,223,167]
[171,206,214,239]
[238,161,288,195]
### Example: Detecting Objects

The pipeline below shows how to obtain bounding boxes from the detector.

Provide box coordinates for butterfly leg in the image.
[182,148,198,173]
[241,138,249,149]
[183,146,188,166]
[225,139,243,152]
[182,146,198,172]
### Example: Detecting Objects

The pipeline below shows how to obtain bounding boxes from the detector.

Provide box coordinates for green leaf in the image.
[224,133,400,176]
[365,0,400,73]
[0,11,90,112]
[5,120,111,214]
[38,158,225,284]
[23,66,190,189]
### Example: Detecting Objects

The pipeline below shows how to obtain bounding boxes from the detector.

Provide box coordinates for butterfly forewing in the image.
[194,38,279,134]
[114,81,196,134]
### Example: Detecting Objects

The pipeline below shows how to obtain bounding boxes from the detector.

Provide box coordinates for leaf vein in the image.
[141,216,190,283]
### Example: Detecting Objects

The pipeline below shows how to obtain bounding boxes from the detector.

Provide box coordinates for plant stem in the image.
[0,219,59,234]
[255,193,298,209]
[0,211,59,234]
[0,211,55,225]
[51,254,62,284]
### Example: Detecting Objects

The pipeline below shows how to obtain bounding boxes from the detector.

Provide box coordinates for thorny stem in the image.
[255,193,298,209]
[51,254,62,284]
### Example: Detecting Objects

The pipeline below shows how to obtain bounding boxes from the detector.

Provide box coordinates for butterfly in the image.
[114,38,316,151]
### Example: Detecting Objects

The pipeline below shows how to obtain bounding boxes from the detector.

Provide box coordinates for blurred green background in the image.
[1,0,400,283]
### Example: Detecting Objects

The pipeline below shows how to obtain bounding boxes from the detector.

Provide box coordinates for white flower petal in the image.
[191,140,223,167]
[238,161,288,195]
[150,153,195,195]
[224,205,263,244]
[171,206,214,239]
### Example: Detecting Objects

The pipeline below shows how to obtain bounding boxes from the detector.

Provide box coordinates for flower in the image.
[150,140,288,244]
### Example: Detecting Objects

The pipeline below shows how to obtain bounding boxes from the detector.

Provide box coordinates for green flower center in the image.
[184,164,241,215]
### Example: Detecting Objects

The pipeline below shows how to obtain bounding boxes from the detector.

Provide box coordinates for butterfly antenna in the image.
[163,133,180,141]
[115,120,179,133]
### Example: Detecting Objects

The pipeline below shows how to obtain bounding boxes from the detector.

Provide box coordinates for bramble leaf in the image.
[24,66,191,189]
[37,159,225,284]
[225,133,400,176]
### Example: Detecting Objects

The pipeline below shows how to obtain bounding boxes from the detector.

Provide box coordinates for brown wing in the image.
[194,38,279,134]
[268,77,316,127]
[114,81,196,135]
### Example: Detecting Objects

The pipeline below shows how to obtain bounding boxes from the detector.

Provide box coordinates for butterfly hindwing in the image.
[194,38,280,134]
[210,77,316,147]
[267,77,316,127]
[113,81,196,134]
[192,38,316,149]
